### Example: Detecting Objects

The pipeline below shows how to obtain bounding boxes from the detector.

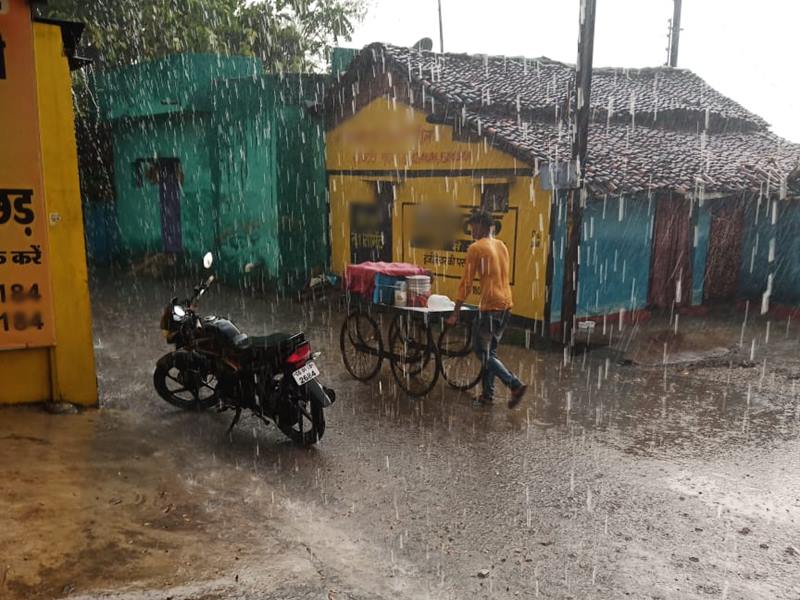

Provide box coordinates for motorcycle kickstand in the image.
[226,407,242,435]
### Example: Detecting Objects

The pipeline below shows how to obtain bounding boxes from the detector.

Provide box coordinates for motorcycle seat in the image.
[248,333,290,349]
[232,333,251,349]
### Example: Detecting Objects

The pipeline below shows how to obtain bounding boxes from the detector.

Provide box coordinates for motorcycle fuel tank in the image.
[201,316,250,350]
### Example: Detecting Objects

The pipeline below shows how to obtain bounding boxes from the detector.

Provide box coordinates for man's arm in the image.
[447,247,477,325]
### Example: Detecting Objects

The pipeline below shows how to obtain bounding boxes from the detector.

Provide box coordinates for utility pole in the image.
[668,0,682,67]
[438,0,444,53]
[560,0,596,347]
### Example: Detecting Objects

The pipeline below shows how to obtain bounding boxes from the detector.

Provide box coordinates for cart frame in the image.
[339,296,484,397]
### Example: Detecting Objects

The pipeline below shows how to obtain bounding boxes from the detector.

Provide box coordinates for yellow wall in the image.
[327,98,551,320]
[327,96,520,172]
[34,22,97,404]
[0,0,56,351]
[0,7,97,405]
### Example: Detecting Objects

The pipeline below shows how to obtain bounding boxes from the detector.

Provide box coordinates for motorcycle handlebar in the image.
[188,274,215,306]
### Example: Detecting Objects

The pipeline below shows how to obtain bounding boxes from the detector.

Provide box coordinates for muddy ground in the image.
[1,274,799,599]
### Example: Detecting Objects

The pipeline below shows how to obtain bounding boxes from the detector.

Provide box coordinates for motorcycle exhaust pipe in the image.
[323,386,336,405]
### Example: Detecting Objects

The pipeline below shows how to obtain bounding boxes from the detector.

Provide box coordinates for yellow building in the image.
[0,0,96,405]
[325,53,552,323]
[328,43,800,339]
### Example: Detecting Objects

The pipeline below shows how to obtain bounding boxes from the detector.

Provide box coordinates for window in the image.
[132,159,158,187]
[481,183,509,212]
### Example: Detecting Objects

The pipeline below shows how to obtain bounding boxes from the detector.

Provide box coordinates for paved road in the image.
[1,275,798,599]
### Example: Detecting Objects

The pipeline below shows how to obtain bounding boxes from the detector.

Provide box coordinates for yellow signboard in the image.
[0,0,56,349]
[326,96,519,172]
[401,203,520,292]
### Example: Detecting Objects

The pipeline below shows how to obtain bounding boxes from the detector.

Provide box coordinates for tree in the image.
[33,0,364,210]
[37,0,365,71]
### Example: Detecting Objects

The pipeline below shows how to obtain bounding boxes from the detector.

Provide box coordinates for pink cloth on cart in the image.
[344,262,428,298]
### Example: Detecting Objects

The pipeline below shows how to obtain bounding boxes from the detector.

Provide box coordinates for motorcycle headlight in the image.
[173,305,186,321]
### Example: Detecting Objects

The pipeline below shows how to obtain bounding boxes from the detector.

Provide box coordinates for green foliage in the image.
[34,0,364,206]
[37,0,365,71]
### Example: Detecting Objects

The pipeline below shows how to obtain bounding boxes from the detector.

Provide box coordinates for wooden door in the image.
[648,195,692,309]
[158,159,182,254]
[704,200,744,303]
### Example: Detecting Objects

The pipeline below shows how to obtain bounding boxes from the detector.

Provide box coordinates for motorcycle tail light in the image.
[286,342,311,366]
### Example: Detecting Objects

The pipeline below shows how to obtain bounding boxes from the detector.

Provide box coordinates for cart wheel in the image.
[438,322,483,390]
[388,313,439,397]
[340,311,383,381]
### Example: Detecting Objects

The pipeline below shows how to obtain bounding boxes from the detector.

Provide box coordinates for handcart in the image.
[339,297,484,398]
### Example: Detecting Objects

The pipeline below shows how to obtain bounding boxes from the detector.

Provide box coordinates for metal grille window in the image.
[481,183,509,212]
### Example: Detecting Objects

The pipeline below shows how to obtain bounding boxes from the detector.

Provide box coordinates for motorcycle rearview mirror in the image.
[203,252,213,270]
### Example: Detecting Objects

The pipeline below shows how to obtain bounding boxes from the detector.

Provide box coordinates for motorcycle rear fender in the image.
[303,378,335,407]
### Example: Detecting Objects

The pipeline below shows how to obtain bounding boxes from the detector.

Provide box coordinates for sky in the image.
[347,0,800,142]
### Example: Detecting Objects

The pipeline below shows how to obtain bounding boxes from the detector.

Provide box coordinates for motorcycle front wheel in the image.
[276,384,325,446]
[153,353,220,411]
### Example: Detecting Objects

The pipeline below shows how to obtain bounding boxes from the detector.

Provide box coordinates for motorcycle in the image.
[153,252,335,445]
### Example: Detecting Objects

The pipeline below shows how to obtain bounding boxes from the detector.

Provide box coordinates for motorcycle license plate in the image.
[292,361,320,385]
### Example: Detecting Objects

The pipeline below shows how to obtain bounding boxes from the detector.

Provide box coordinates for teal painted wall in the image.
[212,93,281,283]
[209,73,329,288]
[691,201,712,305]
[96,54,259,121]
[550,193,654,321]
[330,47,359,76]
[96,55,329,291]
[82,201,118,268]
[276,106,329,289]
[110,113,217,263]
[739,199,800,305]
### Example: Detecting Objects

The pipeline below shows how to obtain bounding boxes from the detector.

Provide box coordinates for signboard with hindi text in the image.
[401,202,519,291]
[0,0,55,350]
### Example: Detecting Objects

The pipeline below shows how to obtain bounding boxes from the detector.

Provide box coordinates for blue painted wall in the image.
[550,193,654,321]
[82,202,119,268]
[691,201,712,305]
[739,199,800,304]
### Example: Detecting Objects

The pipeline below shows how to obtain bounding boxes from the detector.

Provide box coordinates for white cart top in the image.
[393,305,475,314]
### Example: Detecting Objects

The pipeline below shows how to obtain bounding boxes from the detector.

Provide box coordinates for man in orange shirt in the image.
[447,211,527,408]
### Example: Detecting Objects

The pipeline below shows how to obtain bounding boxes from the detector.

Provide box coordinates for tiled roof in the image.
[344,43,800,196]
[378,43,768,131]
[472,113,800,195]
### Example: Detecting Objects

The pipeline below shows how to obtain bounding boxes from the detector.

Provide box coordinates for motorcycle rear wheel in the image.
[276,386,325,446]
[153,353,220,411]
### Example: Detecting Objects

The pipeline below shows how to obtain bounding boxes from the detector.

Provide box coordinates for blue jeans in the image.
[472,310,521,400]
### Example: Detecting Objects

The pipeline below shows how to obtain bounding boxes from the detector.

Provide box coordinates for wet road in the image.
[2,274,799,599]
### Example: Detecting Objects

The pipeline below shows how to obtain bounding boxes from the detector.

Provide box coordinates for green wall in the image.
[211,81,281,284]
[276,105,328,289]
[111,112,216,263]
[95,55,330,291]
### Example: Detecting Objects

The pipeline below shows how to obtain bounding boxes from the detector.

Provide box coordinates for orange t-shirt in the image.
[455,237,513,311]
